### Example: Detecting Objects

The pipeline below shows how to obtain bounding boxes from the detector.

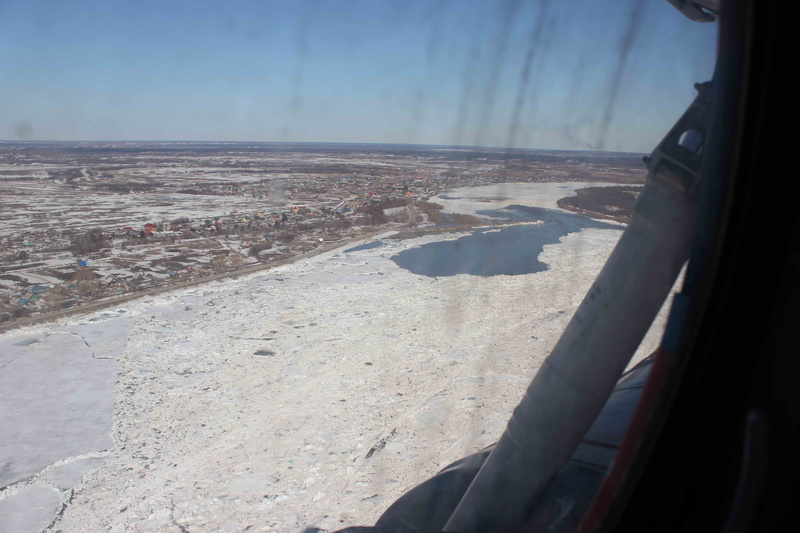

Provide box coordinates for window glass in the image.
[0,1,716,531]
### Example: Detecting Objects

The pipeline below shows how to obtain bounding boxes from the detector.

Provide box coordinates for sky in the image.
[0,0,717,152]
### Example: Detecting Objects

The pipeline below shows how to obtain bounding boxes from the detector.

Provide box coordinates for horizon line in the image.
[0,139,646,156]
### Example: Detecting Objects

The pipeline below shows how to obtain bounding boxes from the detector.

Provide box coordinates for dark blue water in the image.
[391,206,621,277]
[344,241,386,253]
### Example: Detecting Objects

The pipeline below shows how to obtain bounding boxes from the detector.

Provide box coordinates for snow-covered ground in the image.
[0,182,672,532]
[436,181,625,214]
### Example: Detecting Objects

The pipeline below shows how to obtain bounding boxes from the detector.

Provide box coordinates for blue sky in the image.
[0,0,717,152]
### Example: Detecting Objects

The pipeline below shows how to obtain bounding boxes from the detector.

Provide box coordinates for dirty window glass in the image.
[0,1,716,531]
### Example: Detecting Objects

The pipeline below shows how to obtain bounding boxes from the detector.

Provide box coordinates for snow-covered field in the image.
[437,182,614,214]
[0,183,671,532]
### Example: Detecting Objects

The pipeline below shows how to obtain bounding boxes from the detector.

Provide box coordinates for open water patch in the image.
[391,207,621,277]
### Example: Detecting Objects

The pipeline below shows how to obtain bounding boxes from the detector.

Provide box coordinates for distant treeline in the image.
[557,186,643,221]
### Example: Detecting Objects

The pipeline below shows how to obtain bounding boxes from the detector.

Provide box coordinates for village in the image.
[0,192,435,324]
[0,142,647,326]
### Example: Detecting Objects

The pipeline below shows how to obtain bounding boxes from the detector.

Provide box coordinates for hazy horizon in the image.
[0,139,648,155]
[1,0,716,153]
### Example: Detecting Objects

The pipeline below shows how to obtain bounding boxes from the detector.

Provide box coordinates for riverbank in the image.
[0,228,395,334]
[0,183,635,334]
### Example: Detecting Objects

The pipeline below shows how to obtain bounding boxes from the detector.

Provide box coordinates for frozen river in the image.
[1,182,670,532]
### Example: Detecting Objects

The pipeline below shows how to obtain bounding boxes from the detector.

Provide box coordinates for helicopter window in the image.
[0,1,717,532]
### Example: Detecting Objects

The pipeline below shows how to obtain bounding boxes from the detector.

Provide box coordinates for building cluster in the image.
[0,174,452,324]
